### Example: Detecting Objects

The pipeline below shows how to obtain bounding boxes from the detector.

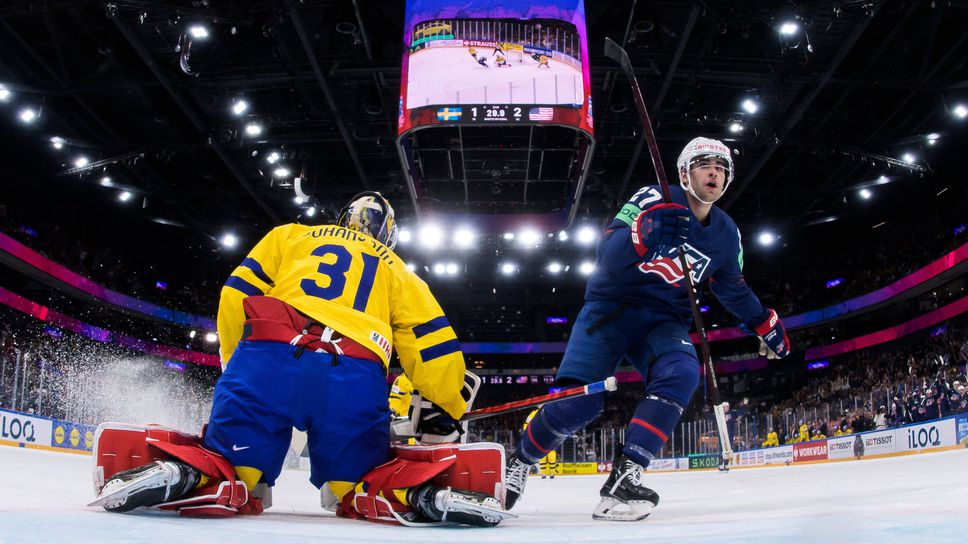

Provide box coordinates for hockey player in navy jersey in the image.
[504,137,791,521]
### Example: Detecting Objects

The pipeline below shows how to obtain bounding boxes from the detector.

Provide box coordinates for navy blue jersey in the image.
[585,185,766,324]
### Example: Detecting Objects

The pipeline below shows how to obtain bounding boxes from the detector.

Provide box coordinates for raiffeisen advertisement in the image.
[399,0,592,135]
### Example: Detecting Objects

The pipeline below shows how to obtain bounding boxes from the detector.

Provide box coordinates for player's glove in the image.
[631,203,691,259]
[740,308,791,359]
[415,401,463,444]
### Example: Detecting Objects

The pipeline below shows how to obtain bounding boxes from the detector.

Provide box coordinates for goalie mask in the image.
[676,137,734,204]
[338,191,399,249]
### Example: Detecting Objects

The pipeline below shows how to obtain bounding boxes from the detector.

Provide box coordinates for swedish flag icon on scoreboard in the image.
[436,107,462,121]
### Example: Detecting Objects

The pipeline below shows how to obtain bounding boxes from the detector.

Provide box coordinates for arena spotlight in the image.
[0,87,10,102]
[272,166,290,178]
[204,332,218,343]
[547,262,563,274]
[517,228,541,248]
[876,175,890,185]
[576,226,597,245]
[405,263,416,273]
[926,133,940,145]
[397,228,413,244]
[305,206,316,217]
[445,262,459,276]
[50,136,65,150]
[500,262,518,276]
[293,196,307,205]
[418,224,444,250]
[73,156,89,168]
[578,261,596,276]
[859,188,873,200]
[433,263,446,275]
[244,123,263,136]
[453,227,476,249]
[741,98,759,114]
[778,21,799,36]
[189,330,197,339]
[266,151,281,164]
[118,191,133,202]
[231,99,249,116]
[757,231,776,246]
[99,176,113,187]
[503,232,515,240]
[18,107,38,124]
[188,25,210,39]
[728,122,745,133]
[557,230,569,242]
[901,152,916,164]
[220,233,239,248]
[953,104,967,119]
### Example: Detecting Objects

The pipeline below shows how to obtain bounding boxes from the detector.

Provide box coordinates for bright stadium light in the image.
[547,262,563,274]
[73,156,89,168]
[557,230,569,242]
[204,332,218,343]
[189,25,210,39]
[445,262,459,276]
[728,121,745,133]
[273,166,290,178]
[453,227,476,249]
[500,262,518,276]
[517,228,541,248]
[0,88,10,102]
[405,263,416,273]
[100,176,113,187]
[220,233,238,248]
[418,224,444,250]
[244,123,263,136]
[859,188,872,200]
[18,107,38,124]
[397,228,412,244]
[579,261,596,276]
[953,104,967,119]
[293,195,307,205]
[576,226,597,245]
[433,263,446,275]
[741,98,759,114]
[503,232,515,241]
[925,133,940,145]
[757,231,776,246]
[266,151,281,164]
[778,21,799,36]
[876,175,889,185]
[118,191,132,202]
[50,136,65,150]
[231,99,249,116]
[901,152,916,164]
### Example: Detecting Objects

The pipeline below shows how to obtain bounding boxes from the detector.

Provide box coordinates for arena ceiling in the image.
[1,0,966,282]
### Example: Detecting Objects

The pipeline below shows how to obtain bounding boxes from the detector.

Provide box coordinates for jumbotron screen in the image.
[399,0,593,135]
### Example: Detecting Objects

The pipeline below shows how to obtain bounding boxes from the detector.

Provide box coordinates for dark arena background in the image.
[1,1,967,542]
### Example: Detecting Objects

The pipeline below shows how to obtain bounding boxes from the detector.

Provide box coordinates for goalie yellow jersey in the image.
[217,223,467,418]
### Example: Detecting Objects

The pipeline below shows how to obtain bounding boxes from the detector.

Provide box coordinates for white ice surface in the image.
[1,445,967,543]
[407,47,583,107]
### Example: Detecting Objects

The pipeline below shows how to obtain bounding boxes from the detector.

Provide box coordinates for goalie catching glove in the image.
[392,371,482,443]
[740,308,791,359]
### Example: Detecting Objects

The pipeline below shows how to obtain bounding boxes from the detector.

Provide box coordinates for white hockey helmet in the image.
[676,137,734,203]
[337,191,399,249]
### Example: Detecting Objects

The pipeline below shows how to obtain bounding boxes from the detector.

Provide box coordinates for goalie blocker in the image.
[89,423,514,526]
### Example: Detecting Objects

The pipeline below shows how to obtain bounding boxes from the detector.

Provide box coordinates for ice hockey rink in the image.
[2,445,966,543]
[406,47,584,107]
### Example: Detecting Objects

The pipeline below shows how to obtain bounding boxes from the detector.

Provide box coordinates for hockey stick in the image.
[462,377,617,422]
[603,37,732,462]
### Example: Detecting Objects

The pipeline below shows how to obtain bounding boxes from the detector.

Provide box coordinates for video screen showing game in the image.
[399,0,592,134]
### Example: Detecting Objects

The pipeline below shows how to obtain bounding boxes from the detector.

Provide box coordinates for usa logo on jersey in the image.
[638,243,711,284]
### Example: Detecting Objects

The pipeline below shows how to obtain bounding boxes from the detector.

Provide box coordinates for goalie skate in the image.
[591,452,659,522]
[411,484,516,527]
[88,460,199,513]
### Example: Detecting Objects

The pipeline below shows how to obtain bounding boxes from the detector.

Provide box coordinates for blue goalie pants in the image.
[203,340,391,488]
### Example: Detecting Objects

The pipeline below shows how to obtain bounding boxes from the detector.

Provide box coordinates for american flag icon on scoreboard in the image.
[528,107,554,121]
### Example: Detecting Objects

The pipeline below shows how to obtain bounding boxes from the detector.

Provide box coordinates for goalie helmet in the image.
[676,137,734,204]
[338,191,399,249]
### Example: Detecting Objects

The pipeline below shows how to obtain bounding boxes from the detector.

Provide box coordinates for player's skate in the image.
[88,460,200,513]
[592,450,659,521]
[503,454,534,510]
[409,484,514,527]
